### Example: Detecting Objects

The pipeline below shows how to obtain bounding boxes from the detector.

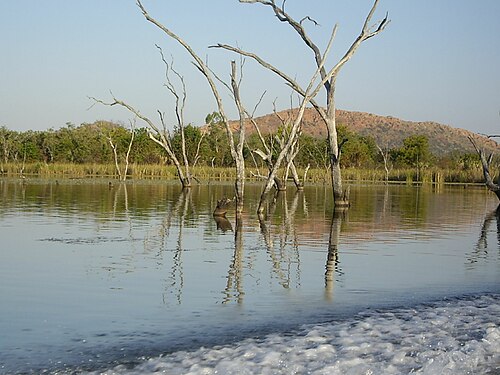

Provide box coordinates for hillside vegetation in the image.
[1,109,498,183]
[239,108,499,155]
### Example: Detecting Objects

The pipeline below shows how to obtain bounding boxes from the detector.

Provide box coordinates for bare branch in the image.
[300,16,319,26]
[210,38,331,123]
[157,48,190,176]
[252,90,267,118]
[330,3,390,79]
[137,0,250,201]
[238,0,329,89]
[273,98,286,127]
[89,94,189,184]
[192,131,206,167]
[250,170,269,180]
[136,0,238,160]
[89,95,162,137]
[253,149,269,161]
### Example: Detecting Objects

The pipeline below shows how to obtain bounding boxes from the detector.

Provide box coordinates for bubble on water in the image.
[81,294,500,375]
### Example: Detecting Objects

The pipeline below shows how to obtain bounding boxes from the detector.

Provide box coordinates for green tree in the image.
[171,124,205,166]
[392,135,431,167]
[205,112,232,167]
[130,127,164,164]
[336,126,377,168]
[0,126,19,165]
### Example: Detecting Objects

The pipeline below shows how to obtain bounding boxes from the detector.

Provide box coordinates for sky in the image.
[1,1,499,136]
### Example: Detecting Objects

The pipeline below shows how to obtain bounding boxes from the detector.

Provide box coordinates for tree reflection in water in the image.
[220,190,307,304]
[325,208,346,301]
[143,188,193,305]
[258,191,301,290]
[222,213,244,304]
[467,205,500,267]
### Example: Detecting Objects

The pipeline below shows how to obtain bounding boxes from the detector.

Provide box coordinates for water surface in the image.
[0,179,498,374]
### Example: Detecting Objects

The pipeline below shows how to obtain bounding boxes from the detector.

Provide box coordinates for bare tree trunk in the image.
[469,136,500,200]
[376,143,390,184]
[230,61,247,213]
[106,121,135,182]
[255,25,342,216]
[108,137,122,181]
[122,123,135,180]
[325,96,345,205]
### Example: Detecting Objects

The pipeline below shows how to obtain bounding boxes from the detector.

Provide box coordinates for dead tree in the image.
[253,24,343,215]
[157,46,200,187]
[272,104,309,190]
[249,96,307,191]
[468,136,500,200]
[248,101,298,191]
[95,120,135,182]
[90,92,194,189]
[136,0,246,212]
[216,0,389,207]
[90,42,207,188]
[376,143,390,184]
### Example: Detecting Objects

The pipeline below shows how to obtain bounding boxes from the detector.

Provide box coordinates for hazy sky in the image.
[1,1,499,136]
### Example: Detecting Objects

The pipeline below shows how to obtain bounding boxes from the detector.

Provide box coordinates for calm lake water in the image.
[0,179,499,374]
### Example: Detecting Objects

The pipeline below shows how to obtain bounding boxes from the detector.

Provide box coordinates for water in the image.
[0,179,498,374]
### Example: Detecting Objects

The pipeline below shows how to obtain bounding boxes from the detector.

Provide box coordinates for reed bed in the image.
[0,162,490,185]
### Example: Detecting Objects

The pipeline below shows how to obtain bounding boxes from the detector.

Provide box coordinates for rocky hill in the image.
[233,108,499,155]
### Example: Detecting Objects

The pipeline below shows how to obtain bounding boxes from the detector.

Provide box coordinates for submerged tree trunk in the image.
[325,87,350,206]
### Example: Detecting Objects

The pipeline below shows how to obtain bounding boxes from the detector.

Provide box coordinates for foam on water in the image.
[80,294,499,375]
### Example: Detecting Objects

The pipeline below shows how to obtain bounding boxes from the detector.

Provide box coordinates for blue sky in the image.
[1,1,499,136]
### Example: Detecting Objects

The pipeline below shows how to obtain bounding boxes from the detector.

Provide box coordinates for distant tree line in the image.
[0,118,481,172]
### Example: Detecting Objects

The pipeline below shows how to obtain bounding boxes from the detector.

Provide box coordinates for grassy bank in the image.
[0,162,489,185]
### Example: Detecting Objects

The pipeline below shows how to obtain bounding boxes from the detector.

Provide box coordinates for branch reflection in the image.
[143,188,192,305]
[221,190,304,304]
[258,190,301,290]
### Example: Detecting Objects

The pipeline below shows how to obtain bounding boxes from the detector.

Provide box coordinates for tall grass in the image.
[0,162,489,185]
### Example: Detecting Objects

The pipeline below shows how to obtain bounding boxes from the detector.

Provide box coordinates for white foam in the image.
[86,295,499,375]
